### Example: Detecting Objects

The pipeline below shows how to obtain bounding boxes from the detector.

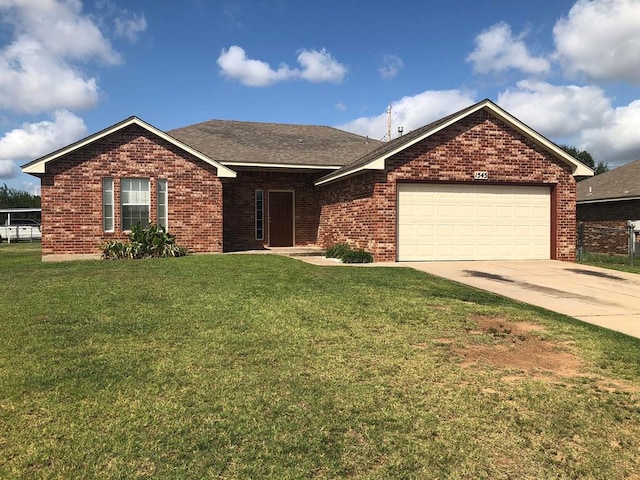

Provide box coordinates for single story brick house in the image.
[577,159,640,254]
[22,99,592,262]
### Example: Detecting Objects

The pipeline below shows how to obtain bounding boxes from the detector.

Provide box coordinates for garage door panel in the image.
[437,224,456,236]
[495,225,515,237]
[457,205,476,217]
[436,244,455,257]
[476,206,494,217]
[437,205,456,217]
[476,225,494,237]
[397,183,551,261]
[417,205,434,216]
[495,205,514,218]
[512,225,531,237]
[417,224,435,236]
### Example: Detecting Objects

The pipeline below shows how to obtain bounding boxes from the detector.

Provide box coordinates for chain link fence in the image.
[577,222,638,266]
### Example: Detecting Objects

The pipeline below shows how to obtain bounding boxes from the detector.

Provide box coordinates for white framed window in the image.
[256,189,264,240]
[121,178,150,231]
[157,179,168,229]
[102,177,114,232]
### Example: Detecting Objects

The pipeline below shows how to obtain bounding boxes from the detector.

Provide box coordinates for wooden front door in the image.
[269,191,294,247]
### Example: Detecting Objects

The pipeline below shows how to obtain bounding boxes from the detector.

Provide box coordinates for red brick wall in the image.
[577,200,640,254]
[38,124,223,256]
[316,171,388,257]
[318,110,577,262]
[578,221,630,255]
[223,169,322,251]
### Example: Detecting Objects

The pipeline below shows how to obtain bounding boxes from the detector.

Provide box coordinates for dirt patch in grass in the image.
[454,317,640,394]
[456,317,582,378]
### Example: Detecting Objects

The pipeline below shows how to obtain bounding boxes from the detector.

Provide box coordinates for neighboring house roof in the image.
[315,99,594,186]
[169,120,381,169]
[577,158,640,204]
[21,116,237,178]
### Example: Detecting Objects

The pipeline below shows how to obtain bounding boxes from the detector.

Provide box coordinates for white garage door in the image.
[398,183,551,261]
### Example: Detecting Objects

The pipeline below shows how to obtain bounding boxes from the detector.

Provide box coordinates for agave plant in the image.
[101,223,189,260]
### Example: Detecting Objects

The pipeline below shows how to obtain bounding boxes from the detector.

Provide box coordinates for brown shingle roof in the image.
[169,119,381,168]
[577,158,640,203]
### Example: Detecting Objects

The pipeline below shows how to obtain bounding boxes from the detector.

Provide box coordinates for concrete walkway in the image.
[295,255,640,339]
[405,260,640,339]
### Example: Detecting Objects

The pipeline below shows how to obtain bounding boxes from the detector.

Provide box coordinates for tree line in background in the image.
[560,145,609,176]
[0,184,41,208]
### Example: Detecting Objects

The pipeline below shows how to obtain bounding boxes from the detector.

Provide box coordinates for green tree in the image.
[593,161,609,175]
[560,145,609,176]
[0,183,41,208]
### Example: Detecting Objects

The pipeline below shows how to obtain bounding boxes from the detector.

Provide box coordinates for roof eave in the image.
[315,157,385,186]
[577,196,640,205]
[222,161,341,170]
[21,117,237,179]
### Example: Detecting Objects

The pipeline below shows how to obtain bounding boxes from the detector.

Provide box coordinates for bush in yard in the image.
[102,223,189,260]
[325,242,373,263]
[341,248,374,263]
[325,242,351,259]
[101,240,139,260]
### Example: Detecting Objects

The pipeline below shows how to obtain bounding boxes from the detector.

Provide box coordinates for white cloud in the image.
[335,83,640,166]
[580,100,640,165]
[495,80,640,166]
[378,54,404,79]
[467,22,550,75]
[0,110,87,163]
[497,80,612,137]
[114,11,148,43]
[0,0,121,64]
[0,38,99,113]
[217,45,346,86]
[0,159,18,178]
[338,89,476,140]
[297,48,346,83]
[217,46,295,86]
[0,0,133,114]
[553,0,640,83]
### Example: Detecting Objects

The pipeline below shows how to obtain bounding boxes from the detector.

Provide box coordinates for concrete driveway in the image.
[408,260,640,339]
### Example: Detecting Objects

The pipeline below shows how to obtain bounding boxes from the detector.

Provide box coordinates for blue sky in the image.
[2,0,640,193]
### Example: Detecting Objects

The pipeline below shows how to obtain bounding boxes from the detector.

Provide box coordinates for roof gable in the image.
[22,117,237,178]
[577,158,640,203]
[315,99,594,186]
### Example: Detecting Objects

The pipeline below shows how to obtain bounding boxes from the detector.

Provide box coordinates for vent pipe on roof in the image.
[386,105,391,142]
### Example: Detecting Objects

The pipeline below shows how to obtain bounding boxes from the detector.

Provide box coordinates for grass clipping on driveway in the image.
[1,244,640,479]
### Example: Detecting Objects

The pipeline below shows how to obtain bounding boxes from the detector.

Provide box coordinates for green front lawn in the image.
[2,244,640,478]
[577,252,640,274]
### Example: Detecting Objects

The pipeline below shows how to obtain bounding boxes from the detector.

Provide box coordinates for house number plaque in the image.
[474,171,489,180]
